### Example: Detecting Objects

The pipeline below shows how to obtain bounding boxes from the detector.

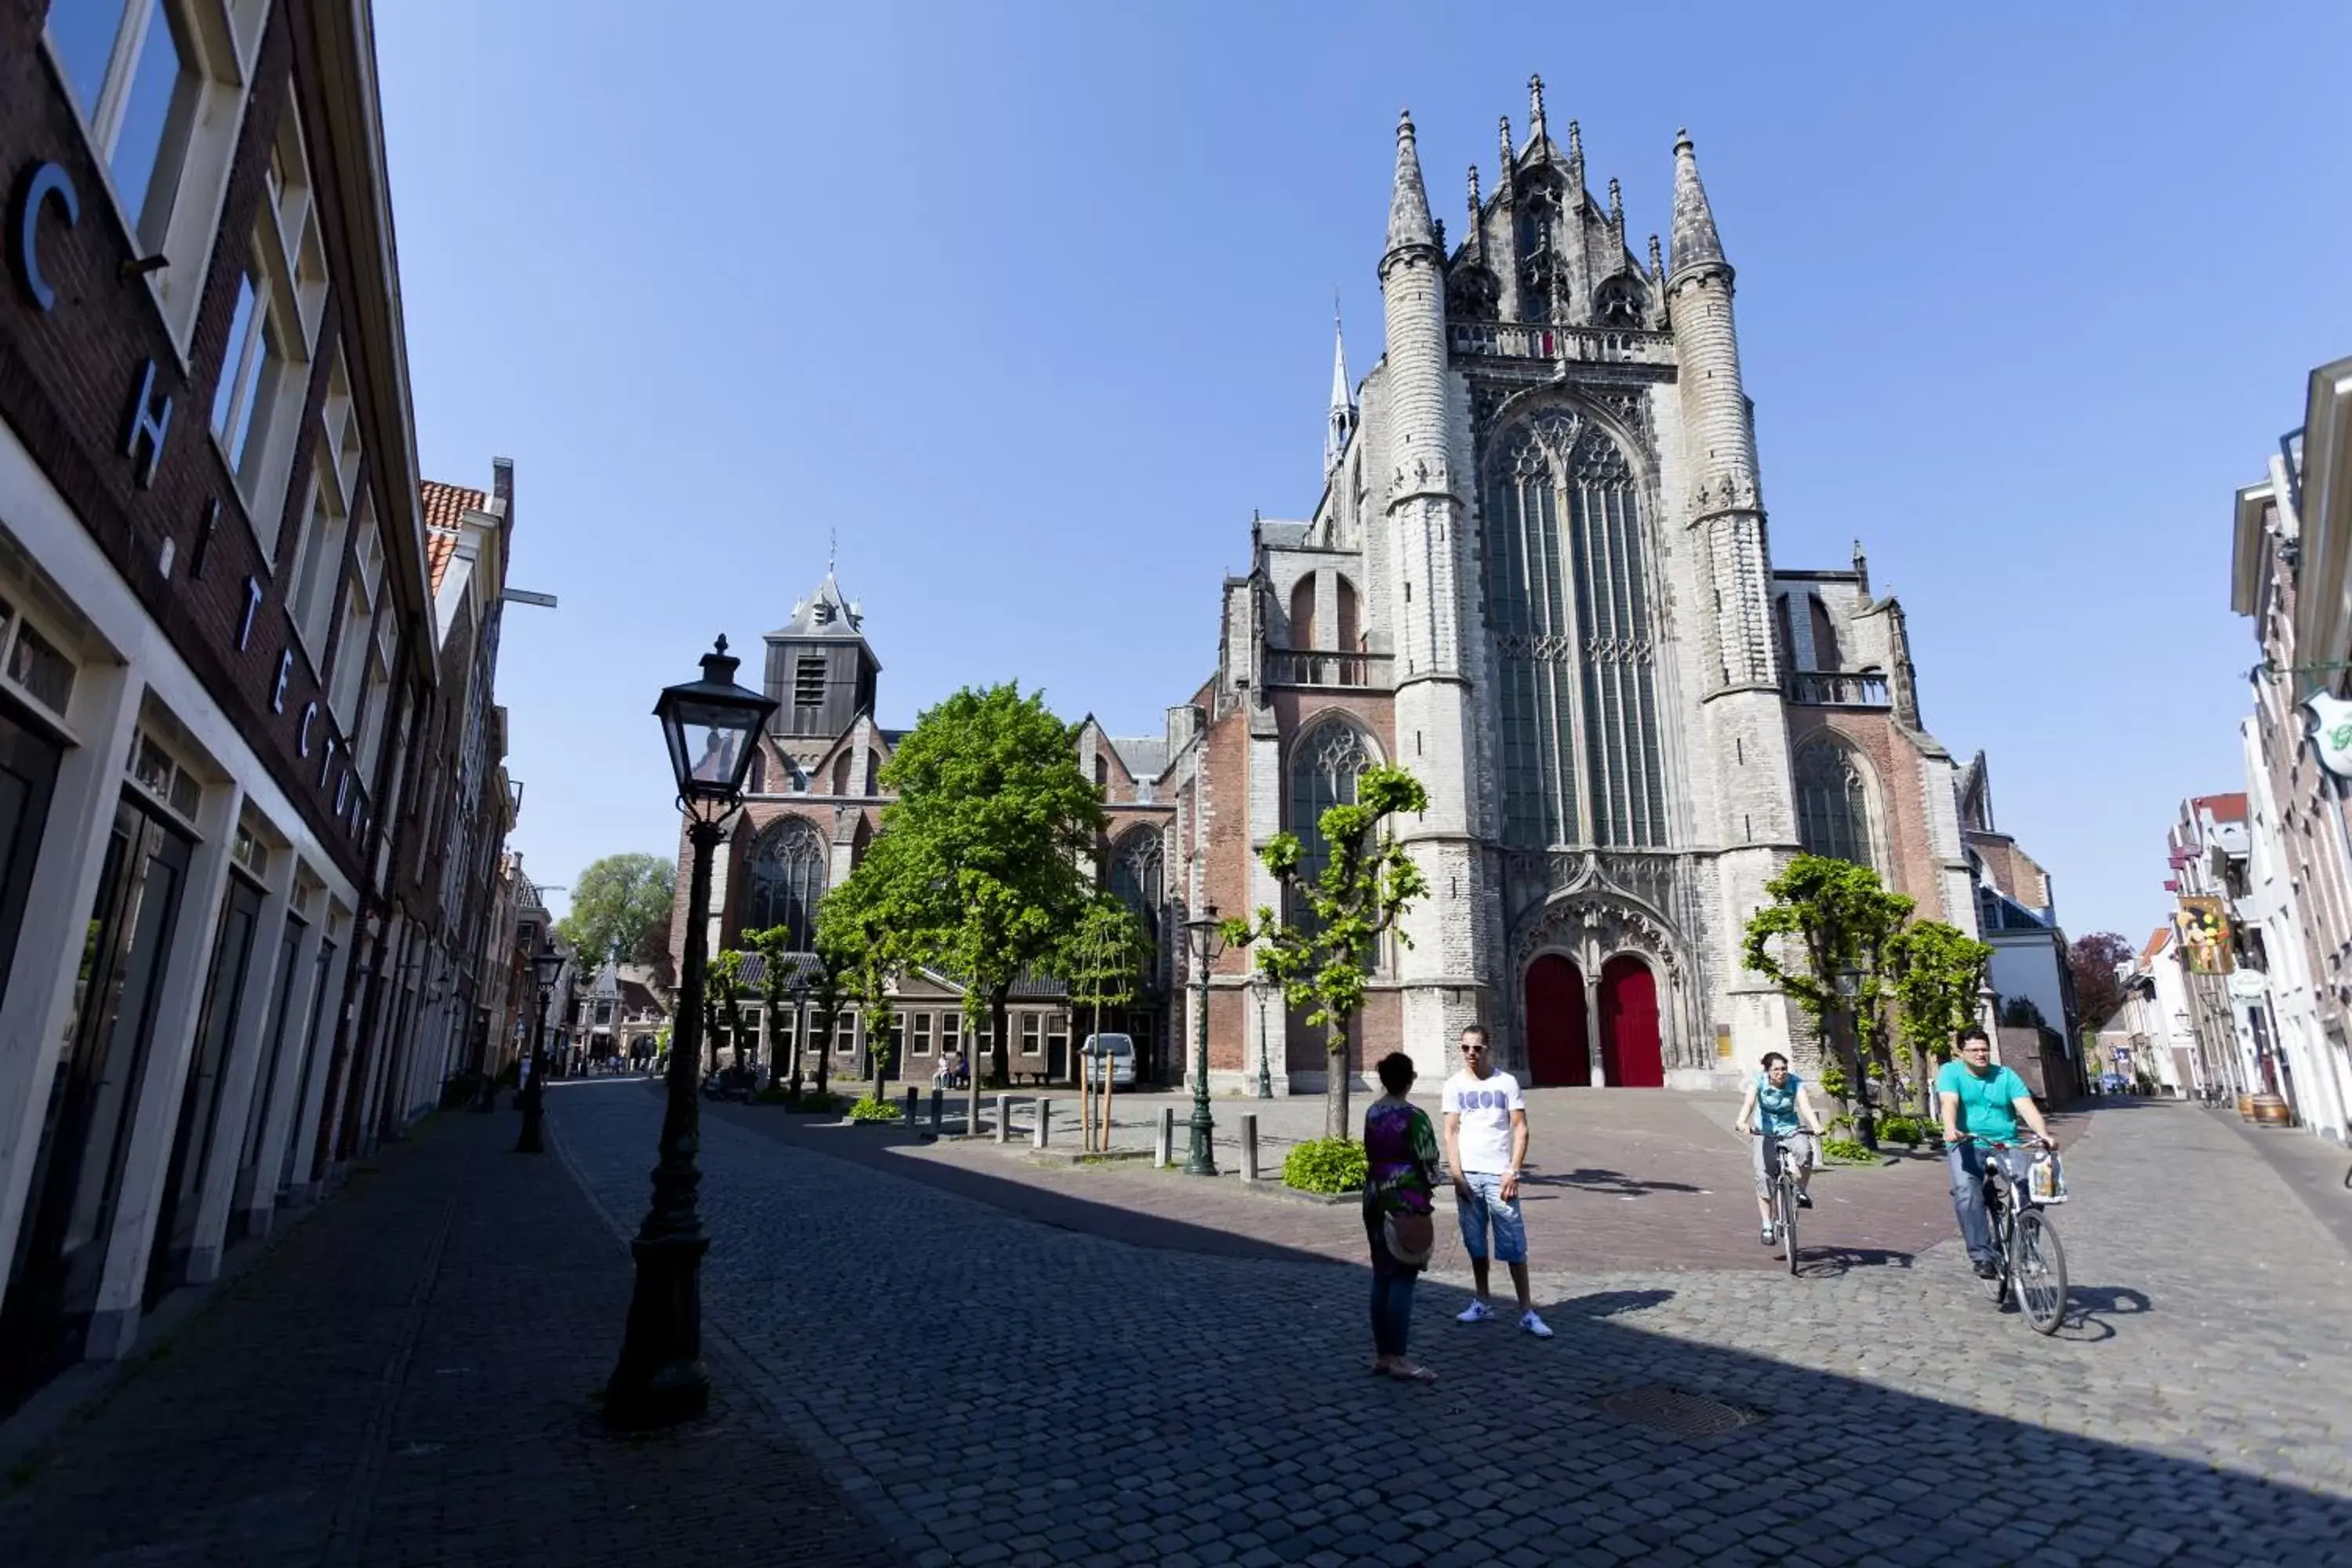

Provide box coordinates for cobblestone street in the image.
[557,1083,2352,1568]
[3,1084,2347,1566]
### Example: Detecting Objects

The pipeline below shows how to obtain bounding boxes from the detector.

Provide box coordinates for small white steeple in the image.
[1324,297,1356,478]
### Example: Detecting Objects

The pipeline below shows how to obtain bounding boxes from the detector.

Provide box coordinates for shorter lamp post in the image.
[1184,906,1224,1177]
[514,938,563,1153]
[1256,981,1274,1099]
[786,969,811,1104]
[605,636,775,1431]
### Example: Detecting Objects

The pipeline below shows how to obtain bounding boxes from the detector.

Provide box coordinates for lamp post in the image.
[514,938,563,1153]
[1184,905,1225,1176]
[1256,980,1273,1099]
[786,969,811,1105]
[605,637,775,1431]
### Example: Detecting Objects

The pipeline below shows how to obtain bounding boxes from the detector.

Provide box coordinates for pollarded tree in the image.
[1741,854,1914,1149]
[1062,894,1151,1149]
[1225,764,1430,1141]
[873,684,1105,1089]
[819,839,909,1105]
[706,948,753,1076]
[1883,919,1994,1119]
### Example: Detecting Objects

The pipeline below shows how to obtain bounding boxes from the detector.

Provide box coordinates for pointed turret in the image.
[1384,109,1437,260]
[1324,302,1356,477]
[1526,74,1548,147]
[1668,127,1726,281]
[1497,115,1514,178]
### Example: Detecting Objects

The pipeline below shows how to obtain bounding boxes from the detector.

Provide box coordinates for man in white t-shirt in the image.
[1440,1024,1552,1338]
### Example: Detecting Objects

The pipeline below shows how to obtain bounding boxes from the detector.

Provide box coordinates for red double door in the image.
[1523,954,1663,1087]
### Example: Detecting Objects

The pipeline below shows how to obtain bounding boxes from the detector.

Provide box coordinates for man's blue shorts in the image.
[1454,1170,1528,1264]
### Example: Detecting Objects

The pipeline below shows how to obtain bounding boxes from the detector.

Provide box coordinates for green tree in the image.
[746,917,844,1099]
[1062,895,1150,1084]
[820,845,909,1104]
[1741,855,1914,1147]
[1882,919,1992,1118]
[867,684,1104,1088]
[557,853,676,968]
[706,948,753,1075]
[1225,764,1430,1141]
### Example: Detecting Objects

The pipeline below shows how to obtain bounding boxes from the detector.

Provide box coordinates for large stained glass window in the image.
[1486,408,1667,848]
[1793,739,1878,870]
[742,815,827,949]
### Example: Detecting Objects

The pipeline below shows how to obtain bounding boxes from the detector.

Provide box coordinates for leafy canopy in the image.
[1226,763,1429,1138]
[557,853,675,966]
[1884,919,1992,1063]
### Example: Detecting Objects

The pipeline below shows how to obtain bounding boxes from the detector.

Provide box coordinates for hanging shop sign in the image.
[2175,896,2234,976]
[2305,693,2352,779]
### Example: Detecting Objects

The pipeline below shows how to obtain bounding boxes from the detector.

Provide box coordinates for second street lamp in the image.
[605,636,775,1432]
[514,937,563,1153]
[1184,906,1225,1176]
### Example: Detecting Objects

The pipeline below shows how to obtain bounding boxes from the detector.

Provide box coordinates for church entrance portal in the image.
[1599,956,1664,1087]
[1523,954,1589,1087]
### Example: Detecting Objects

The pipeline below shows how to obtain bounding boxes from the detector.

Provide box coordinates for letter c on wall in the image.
[11,162,80,313]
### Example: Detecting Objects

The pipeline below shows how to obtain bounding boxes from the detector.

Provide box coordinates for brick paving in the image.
[550,1083,2352,1568]
[0,1105,906,1567]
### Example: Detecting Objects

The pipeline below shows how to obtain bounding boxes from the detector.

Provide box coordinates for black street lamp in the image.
[605,637,775,1432]
[1184,905,1225,1177]
[514,938,564,1153]
[786,968,811,1104]
[1256,981,1274,1100]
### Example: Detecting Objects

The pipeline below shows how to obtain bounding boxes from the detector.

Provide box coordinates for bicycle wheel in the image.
[2013,1209,2068,1335]
[1779,1177,1799,1274]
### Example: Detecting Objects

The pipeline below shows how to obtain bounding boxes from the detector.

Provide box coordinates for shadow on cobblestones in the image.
[1521,1165,1706,1196]
[554,1083,2352,1568]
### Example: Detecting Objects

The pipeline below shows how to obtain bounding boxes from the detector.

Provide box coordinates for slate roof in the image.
[768,569,866,641]
[419,480,485,594]
[1109,735,1170,781]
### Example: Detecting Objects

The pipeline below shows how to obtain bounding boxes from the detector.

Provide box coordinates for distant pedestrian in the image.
[1442,1024,1552,1338]
[1363,1051,1439,1381]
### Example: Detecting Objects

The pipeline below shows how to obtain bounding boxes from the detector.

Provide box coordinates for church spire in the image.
[1668,127,1727,280]
[1324,299,1356,477]
[1384,109,1436,260]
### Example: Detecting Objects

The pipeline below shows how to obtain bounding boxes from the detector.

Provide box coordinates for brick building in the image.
[669,81,2071,1102]
[0,1,518,1415]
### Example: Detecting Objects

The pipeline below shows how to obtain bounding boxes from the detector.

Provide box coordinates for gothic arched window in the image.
[1483,408,1668,848]
[1593,276,1645,328]
[743,815,828,949]
[1793,739,1878,870]
[1289,720,1371,889]
[1109,826,1166,953]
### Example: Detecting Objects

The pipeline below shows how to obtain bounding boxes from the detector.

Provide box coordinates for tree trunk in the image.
[990,990,1012,1087]
[812,1014,833,1099]
[869,1018,888,1103]
[1325,1014,1352,1141]
[1838,1005,1877,1149]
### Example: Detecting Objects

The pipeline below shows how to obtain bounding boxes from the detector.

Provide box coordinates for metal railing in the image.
[1446,321,1675,366]
[1785,670,1891,708]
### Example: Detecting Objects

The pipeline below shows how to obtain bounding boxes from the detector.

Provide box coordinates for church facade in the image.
[677,79,2058,1097]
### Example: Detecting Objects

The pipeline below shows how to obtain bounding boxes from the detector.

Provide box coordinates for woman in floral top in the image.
[1362,1051,1441,1381]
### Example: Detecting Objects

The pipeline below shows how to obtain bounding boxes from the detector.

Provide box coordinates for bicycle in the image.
[1748,1127,1815,1275]
[1959,1135,2069,1334]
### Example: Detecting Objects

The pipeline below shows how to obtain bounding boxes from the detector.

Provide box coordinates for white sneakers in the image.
[1455,1299,1552,1338]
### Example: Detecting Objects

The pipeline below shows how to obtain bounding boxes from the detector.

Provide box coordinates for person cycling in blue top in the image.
[1733,1051,1827,1247]
[1937,1025,2056,1278]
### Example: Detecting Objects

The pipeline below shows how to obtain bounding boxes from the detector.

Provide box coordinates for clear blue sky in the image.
[376,1,2352,946]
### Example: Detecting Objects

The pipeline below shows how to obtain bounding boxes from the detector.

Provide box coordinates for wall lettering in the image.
[238,576,263,648]
[190,498,220,579]
[122,358,171,488]
[298,699,318,757]
[273,647,293,712]
[9,162,78,312]
[318,731,338,787]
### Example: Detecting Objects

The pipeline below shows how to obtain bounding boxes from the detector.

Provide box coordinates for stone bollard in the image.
[1155,1106,1174,1168]
[929,1087,944,1140]
[902,1086,917,1129]
[1240,1113,1259,1183]
[994,1093,1011,1143]
[1033,1098,1052,1150]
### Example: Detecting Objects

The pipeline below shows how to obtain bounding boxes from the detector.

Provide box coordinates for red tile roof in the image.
[2194,792,2249,823]
[2140,926,2169,964]
[420,480,485,594]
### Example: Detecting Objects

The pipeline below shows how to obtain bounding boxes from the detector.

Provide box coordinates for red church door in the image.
[1599,956,1664,1087]
[1523,955,1589,1087]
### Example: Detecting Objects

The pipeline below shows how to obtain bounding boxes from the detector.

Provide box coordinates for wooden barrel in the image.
[2238,1093,2256,1120]
[2252,1093,2293,1127]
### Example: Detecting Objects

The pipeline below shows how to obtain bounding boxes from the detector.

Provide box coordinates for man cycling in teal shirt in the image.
[1938,1025,2055,1278]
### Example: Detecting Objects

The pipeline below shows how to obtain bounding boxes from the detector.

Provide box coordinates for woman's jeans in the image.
[1364,1200,1419,1357]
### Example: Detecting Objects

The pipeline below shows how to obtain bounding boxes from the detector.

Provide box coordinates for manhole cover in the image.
[1591,1385,1762,1438]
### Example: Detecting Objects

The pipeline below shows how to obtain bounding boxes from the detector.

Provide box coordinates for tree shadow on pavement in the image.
[1522,1166,1706,1196]
[575,1085,2352,1568]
